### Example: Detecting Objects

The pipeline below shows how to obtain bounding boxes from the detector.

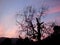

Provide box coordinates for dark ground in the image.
[0,34,60,45]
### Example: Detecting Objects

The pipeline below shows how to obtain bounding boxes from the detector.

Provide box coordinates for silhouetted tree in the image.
[16,6,49,41]
[53,26,60,34]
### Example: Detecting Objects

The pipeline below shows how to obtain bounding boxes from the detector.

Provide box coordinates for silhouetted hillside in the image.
[0,36,60,45]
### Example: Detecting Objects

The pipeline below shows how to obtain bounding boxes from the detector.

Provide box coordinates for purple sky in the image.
[0,0,60,38]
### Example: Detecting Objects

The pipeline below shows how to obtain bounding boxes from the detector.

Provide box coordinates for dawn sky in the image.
[0,0,60,38]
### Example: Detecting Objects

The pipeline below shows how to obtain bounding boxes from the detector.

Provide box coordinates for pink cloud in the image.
[46,6,60,14]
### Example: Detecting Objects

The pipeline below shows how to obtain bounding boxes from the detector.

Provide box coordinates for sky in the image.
[0,0,60,38]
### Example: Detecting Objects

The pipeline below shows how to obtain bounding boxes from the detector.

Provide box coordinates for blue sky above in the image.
[0,0,60,38]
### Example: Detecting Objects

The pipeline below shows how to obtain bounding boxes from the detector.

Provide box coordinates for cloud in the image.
[46,6,60,14]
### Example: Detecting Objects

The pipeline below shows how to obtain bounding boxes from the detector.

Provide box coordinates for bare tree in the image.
[16,6,49,41]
